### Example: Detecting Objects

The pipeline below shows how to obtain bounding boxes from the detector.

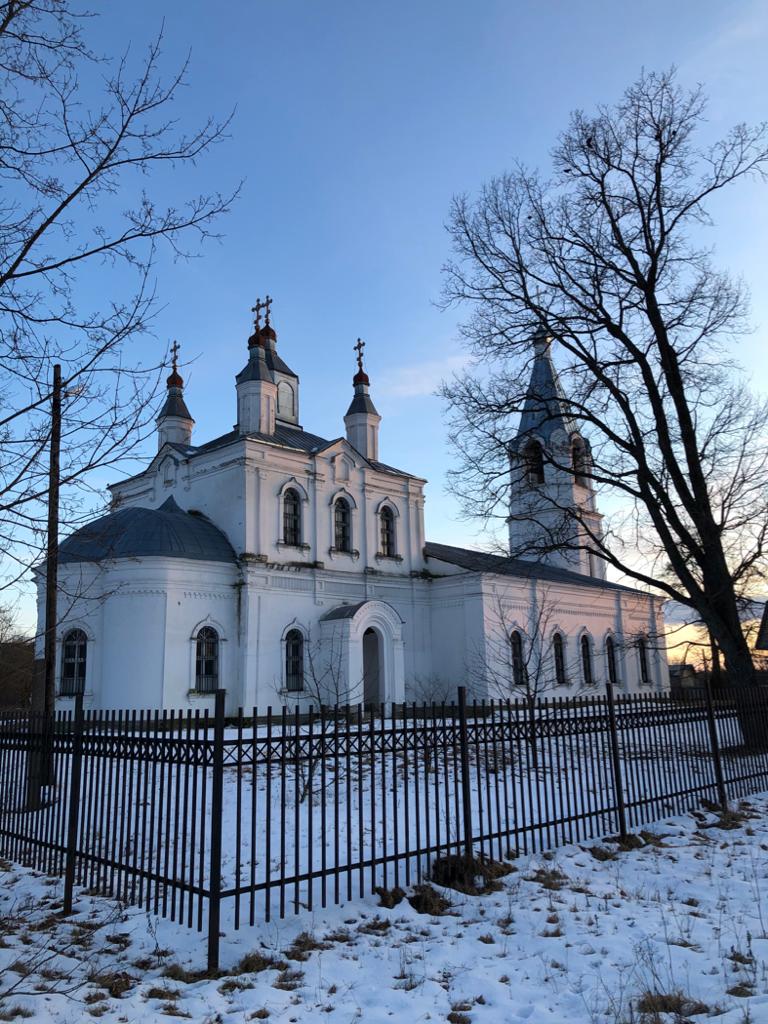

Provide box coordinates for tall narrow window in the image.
[510,630,526,687]
[606,635,618,685]
[580,634,594,686]
[638,637,650,685]
[379,506,396,557]
[523,440,545,484]
[334,497,351,552]
[283,488,301,546]
[61,629,87,696]
[553,632,567,686]
[195,626,219,693]
[572,438,589,486]
[285,630,304,692]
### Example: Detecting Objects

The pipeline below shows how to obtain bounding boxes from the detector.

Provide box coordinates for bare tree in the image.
[0,1,237,593]
[441,69,768,701]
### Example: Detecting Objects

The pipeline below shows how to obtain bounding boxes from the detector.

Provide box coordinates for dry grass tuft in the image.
[407,885,453,916]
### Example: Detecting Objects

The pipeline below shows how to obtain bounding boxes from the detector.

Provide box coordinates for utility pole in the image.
[29,364,62,803]
[43,363,62,716]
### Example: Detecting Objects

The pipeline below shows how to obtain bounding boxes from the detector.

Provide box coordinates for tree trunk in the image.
[712,615,765,750]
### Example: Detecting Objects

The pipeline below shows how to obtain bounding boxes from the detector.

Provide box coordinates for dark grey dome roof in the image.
[59,497,236,565]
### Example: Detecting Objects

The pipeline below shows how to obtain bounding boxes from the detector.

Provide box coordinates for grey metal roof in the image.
[158,387,193,421]
[266,346,298,379]
[513,347,578,446]
[236,347,276,384]
[345,391,379,416]
[424,542,641,594]
[321,601,369,621]
[193,424,410,477]
[59,497,236,565]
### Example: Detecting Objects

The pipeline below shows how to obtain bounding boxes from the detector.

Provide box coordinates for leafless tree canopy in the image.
[441,69,768,687]
[0,1,237,596]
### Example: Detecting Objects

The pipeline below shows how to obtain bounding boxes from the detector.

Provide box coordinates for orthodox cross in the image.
[263,294,273,326]
[354,337,365,372]
[251,297,265,330]
[170,340,180,372]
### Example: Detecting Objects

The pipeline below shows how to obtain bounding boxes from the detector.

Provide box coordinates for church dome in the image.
[59,497,236,565]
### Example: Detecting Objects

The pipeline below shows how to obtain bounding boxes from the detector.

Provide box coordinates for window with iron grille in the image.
[195,626,219,693]
[581,634,594,686]
[283,488,301,546]
[510,630,527,687]
[379,506,396,557]
[606,635,618,685]
[553,632,567,685]
[334,498,351,552]
[638,637,650,685]
[285,629,304,692]
[60,629,87,695]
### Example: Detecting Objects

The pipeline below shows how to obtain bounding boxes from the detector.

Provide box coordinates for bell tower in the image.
[507,328,605,579]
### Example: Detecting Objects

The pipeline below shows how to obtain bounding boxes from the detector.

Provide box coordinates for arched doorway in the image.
[363,627,381,705]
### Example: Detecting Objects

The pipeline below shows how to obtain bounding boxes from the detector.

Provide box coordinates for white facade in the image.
[39,321,668,712]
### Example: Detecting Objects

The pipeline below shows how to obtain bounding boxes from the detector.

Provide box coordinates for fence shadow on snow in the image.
[1,683,767,971]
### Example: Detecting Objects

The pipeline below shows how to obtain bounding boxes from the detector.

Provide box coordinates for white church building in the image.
[40,306,668,712]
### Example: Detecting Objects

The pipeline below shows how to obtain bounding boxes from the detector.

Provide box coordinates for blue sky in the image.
[16,1,768,627]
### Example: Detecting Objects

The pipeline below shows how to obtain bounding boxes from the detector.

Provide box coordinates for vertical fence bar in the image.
[457,687,474,861]
[206,689,226,975]
[62,693,84,915]
[704,680,728,811]
[605,683,628,840]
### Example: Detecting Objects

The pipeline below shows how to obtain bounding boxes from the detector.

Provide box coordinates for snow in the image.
[2,795,768,1023]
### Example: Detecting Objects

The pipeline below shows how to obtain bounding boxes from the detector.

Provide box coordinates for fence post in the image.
[457,687,474,862]
[207,689,226,975]
[605,683,628,840]
[62,692,84,915]
[704,679,728,811]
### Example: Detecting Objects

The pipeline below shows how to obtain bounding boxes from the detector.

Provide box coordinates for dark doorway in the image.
[363,627,381,706]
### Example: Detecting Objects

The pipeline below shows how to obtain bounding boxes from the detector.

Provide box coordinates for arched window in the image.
[285,629,304,692]
[580,634,594,686]
[61,629,87,696]
[572,437,589,486]
[638,637,650,686]
[510,630,527,688]
[523,440,545,485]
[334,497,352,552]
[553,633,567,686]
[277,381,295,419]
[283,488,301,546]
[606,635,618,686]
[379,506,396,557]
[195,626,219,693]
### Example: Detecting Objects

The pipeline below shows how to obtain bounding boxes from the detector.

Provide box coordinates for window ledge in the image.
[187,689,219,699]
[375,553,403,563]
[57,691,91,699]
[277,542,311,551]
[328,547,360,560]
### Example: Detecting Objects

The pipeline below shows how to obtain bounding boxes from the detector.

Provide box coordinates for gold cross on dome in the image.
[170,339,181,371]
[354,337,365,371]
[251,297,265,330]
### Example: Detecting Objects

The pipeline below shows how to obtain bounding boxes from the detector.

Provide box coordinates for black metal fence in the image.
[1,684,767,972]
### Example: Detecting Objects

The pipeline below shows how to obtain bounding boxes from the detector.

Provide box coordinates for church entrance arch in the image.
[320,599,405,705]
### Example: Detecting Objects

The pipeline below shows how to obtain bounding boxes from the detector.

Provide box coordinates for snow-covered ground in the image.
[1,795,768,1024]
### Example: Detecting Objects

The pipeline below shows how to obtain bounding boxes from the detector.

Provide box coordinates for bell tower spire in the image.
[507,327,605,578]
[344,338,381,460]
[157,341,194,449]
